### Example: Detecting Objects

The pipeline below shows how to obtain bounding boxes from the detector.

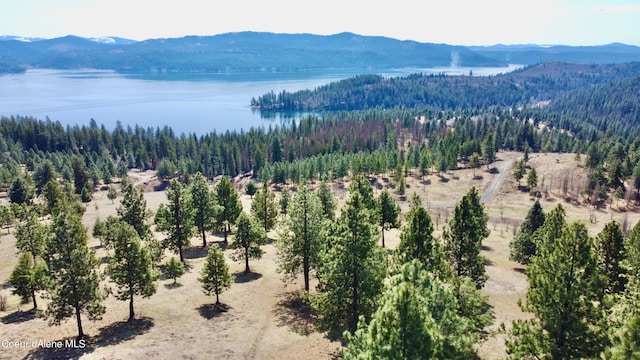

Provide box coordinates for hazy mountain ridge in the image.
[1,32,640,75]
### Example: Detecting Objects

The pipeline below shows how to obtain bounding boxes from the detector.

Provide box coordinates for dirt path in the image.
[481,159,513,204]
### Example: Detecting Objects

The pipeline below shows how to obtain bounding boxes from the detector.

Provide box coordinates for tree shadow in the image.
[473,175,484,180]
[1,309,36,324]
[438,176,449,183]
[512,267,527,274]
[273,291,322,336]
[24,317,154,359]
[233,271,262,283]
[197,303,230,320]
[164,282,183,289]
[183,246,208,259]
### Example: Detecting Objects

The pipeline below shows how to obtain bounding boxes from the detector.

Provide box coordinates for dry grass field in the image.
[1,151,638,359]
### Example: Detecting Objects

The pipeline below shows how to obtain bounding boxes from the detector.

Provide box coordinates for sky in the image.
[1,0,639,46]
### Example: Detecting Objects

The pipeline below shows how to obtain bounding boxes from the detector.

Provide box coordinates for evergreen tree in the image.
[607,313,640,359]
[527,166,538,190]
[595,221,626,295]
[443,187,489,288]
[190,173,221,247]
[250,181,278,233]
[155,180,194,262]
[513,159,525,188]
[165,257,185,284]
[0,204,13,234]
[215,176,243,242]
[44,199,105,338]
[510,200,546,264]
[376,189,400,248]
[482,132,496,169]
[343,260,479,359]
[279,187,291,216]
[107,185,117,204]
[9,175,34,205]
[108,221,158,321]
[314,174,387,332]
[393,194,446,276]
[33,160,58,195]
[532,204,567,253]
[9,252,48,310]
[276,182,324,292]
[14,205,47,259]
[230,212,267,274]
[470,152,480,178]
[117,178,152,241]
[245,181,257,199]
[317,179,336,220]
[506,222,607,359]
[199,244,232,306]
[72,156,90,195]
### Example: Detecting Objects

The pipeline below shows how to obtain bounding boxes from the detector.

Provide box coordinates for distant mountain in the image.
[1,32,640,75]
[470,43,640,65]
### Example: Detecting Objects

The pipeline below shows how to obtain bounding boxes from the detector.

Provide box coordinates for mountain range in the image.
[1,32,640,75]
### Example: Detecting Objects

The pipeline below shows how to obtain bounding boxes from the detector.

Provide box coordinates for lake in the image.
[0,65,522,135]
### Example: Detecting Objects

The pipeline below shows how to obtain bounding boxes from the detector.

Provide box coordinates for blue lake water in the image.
[0,65,521,136]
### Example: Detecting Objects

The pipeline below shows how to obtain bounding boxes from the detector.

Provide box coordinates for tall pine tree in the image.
[506,222,606,359]
[443,187,489,288]
[108,221,158,321]
[199,244,232,306]
[44,199,105,338]
[276,182,324,293]
[155,180,195,262]
[314,174,387,332]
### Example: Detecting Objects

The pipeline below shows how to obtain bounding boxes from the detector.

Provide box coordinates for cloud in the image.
[591,4,640,13]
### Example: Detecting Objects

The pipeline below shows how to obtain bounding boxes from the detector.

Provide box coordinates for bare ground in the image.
[1,152,639,359]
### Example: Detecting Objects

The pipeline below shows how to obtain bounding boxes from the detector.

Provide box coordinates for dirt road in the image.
[481,159,514,204]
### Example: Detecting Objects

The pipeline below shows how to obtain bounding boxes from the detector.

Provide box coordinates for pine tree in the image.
[314,174,387,332]
[107,185,117,204]
[506,222,607,359]
[14,205,47,260]
[44,199,105,338]
[343,260,480,359]
[165,257,185,284]
[510,200,545,264]
[245,181,257,199]
[190,173,221,247]
[9,252,48,310]
[230,212,267,274]
[317,179,336,220]
[376,189,400,248]
[595,221,626,295]
[276,182,324,292]
[199,244,232,306]
[393,194,446,276]
[215,176,243,242]
[527,166,538,190]
[108,221,158,321]
[117,178,152,241]
[532,204,567,253]
[443,187,489,288]
[279,187,291,216]
[155,180,194,262]
[513,160,525,188]
[33,160,58,195]
[250,181,278,233]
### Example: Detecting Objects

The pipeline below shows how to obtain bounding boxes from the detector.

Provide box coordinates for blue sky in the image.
[1,0,639,45]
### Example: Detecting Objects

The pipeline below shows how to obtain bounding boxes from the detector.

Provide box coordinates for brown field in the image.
[1,151,638,360]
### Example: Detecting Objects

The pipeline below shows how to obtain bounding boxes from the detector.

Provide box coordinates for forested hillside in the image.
[2,32,640,75]
[2,58,640,359]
